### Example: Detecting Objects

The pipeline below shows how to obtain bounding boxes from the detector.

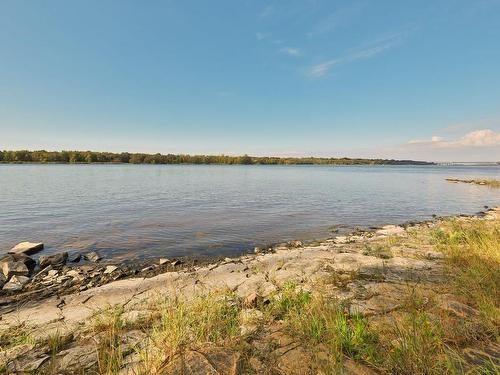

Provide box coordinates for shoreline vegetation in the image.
[0,150,434,165]
[1,208,499,374]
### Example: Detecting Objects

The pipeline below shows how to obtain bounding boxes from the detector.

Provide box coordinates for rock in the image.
[10,275,30,285]
[2,281,23,291]
[39,252,68,269]
[287,240,303,248]
[32,265,52,281]
[159,258,170,265]
[84,251,102,262]
[0,272,6,288]
[1,259,29,278]
[104,265,118,274]
[0,344,35,370]
[343,358,379,375]
[239,308,263,335]
[9,241,44,255]
[254,246,263,254]
[277,346,311,375]
[425,251,445,260]
[47,269,59,277]
[160,348,241,374]
[57,344,98,371]
[244,292,261,308]
[438,296,479,318]
[171,260,182,267]
[69,252,82,263]
[377,225,405,236]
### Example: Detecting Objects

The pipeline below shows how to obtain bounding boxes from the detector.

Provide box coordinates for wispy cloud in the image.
[258,5,274,19]
[307,32,405,78]
[407,129,500,148]
[280,47,302,57]
[255,32,271,41]
[307,3,366,37]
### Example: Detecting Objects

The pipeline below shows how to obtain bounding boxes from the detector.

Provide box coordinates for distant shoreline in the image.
[0,150,433,165]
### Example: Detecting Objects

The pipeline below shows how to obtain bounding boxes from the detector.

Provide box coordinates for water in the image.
[1,164,499,261]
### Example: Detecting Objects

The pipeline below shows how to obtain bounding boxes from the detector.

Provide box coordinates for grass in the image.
[431,219,500,338]
[137,290,242,373]
[362,243,393,259]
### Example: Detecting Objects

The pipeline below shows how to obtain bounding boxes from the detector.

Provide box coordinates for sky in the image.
[1,0,500,162]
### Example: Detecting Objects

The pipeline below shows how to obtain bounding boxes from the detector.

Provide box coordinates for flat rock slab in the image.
[9,242,44,255]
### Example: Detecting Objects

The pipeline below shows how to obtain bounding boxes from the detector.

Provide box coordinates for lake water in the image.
[1,164,499,262]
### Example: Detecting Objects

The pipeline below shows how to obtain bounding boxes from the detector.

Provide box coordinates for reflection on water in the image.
[1,164,499,260]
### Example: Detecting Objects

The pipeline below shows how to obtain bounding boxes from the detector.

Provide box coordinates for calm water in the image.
[1,164,499,261]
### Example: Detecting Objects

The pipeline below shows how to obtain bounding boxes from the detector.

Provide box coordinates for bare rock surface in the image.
[9,241,44,255]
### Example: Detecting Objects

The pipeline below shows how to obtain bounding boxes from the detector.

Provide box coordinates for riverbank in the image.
[1,208,499,374]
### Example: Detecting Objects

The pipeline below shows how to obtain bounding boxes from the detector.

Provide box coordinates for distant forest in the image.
[0,150,433,165]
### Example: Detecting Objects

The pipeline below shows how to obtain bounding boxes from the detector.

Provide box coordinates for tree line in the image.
[0,150,433,165]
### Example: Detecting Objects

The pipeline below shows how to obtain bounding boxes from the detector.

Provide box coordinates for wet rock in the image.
[69,252,82,263]
[56,344,98,371]
[171,259,182,267]
[39,252,68,269]
[84,251,102,263]
[9,241,44,255]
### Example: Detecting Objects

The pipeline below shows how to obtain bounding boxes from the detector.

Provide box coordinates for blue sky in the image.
[1,0,499,161]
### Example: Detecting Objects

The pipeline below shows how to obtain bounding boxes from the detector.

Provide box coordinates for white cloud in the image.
[280,47,302,57]
[407,129,500,148]
[306,32,404,78]
[258,5,274,19]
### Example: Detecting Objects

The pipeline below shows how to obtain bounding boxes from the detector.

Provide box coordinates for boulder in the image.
[84,251,102,263]
[39,252,68,269]
[1,258,29,278]
[9,241,44,255]
[3,281,23,291]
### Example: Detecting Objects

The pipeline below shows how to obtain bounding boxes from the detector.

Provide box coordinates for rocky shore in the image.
[1,208,499,374]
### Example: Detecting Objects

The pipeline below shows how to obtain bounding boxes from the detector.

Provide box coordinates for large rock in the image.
[39,252,68,269]
[9,241,44,255]
[0,254,35,278]
[56,344,98,371]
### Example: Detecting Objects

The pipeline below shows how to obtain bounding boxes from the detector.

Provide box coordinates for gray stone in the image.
[39,252,68,268]
[57,344,98,371]
[9,241,44,255]
[69,252,82,262]
[1,259,29,278]
[2,281,23,291]
[84,251,102,262]
[0,253,35,278]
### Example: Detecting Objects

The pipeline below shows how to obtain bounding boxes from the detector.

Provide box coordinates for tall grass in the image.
[432,219,500,338]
